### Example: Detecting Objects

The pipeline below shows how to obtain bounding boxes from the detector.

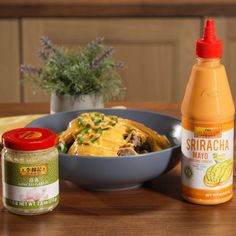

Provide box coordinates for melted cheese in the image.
[61,114,170,156]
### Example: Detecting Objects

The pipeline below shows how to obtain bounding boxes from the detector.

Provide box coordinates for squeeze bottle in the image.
[181,19,235,205]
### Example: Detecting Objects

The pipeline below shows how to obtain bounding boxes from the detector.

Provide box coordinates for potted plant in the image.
[20,37,125,113]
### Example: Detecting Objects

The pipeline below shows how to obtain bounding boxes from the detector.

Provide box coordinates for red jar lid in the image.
[2,128,58,151]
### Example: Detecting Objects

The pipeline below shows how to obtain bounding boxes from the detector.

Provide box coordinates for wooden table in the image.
[0,102,236,236]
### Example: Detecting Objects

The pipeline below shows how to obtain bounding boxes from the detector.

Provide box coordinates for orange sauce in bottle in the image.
[181,19,235,205]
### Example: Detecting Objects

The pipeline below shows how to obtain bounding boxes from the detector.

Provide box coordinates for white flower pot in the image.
[50,92,104,114]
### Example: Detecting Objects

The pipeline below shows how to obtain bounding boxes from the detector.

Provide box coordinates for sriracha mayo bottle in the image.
[181,19,235,205]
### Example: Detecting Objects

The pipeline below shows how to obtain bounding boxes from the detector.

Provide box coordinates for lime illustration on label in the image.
[213,153,226,163]
[203,159,233,187]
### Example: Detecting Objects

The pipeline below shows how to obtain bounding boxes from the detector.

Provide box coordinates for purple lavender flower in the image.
[37,48,50,61]
[87,37,104,49]
[19,65,39,75]
[91,47,114,69]
[114,61,125,70]
[40,36,57,53]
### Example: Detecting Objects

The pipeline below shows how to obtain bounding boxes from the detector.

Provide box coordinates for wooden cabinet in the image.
[213,17,236,99]
[0,20,19,103]
[22,18,201,103]
[2,17,236,104]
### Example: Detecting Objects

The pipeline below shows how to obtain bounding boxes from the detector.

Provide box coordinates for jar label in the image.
[181,118,234,200]
[3,158,59,209]
[3,184,59,209]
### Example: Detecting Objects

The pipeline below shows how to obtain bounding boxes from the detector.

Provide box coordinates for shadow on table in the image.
[0,169,183,222]
[57,165,183,216]
[143,167,182,201]
[57,145,183,216]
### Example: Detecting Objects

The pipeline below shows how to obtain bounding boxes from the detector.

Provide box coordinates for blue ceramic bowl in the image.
[27,109,181,191]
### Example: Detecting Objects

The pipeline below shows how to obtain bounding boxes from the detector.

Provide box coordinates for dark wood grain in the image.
[1,0,236,17]
[1,102,236,236]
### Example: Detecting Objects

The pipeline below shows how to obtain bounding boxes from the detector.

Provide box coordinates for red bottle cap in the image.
[2,128,58,151]
[196,19,222,58]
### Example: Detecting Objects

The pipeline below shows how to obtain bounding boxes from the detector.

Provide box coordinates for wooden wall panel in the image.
[211,18,236,99]
[113,43,175,101]
[22,18,201,103]
[0,20,19,103]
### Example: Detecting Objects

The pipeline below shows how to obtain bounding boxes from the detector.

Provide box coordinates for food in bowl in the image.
[58,112,170,156]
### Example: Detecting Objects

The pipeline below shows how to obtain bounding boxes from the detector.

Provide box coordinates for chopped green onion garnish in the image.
[58,142,68,153]
[78,118,86,126]
[78,136,84,144]
[79,126,90,135]
[90,136,99,143]
[94,119,102,126]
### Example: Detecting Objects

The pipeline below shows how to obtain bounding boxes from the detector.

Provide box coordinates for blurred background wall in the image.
[0,0,236,103]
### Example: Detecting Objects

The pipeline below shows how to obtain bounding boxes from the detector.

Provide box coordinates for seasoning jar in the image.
[1,127,59,215]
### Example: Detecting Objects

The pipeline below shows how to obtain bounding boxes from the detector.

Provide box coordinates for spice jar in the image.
[1,127,59,215]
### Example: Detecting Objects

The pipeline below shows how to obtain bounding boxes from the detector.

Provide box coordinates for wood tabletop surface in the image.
[1,0,236,17]
[0,102,236,236]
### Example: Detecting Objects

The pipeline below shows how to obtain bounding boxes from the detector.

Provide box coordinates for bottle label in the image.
[3,158,59,209]
[181,117,234,200]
